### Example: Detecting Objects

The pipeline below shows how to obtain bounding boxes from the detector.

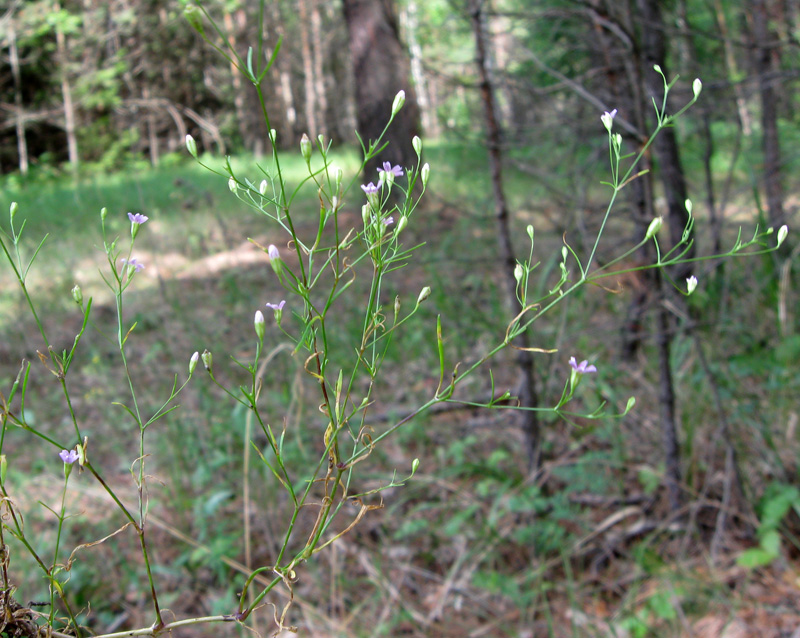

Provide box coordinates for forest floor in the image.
[0,147,798,637]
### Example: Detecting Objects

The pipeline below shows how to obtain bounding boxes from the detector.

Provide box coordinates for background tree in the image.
[342,0,421,175]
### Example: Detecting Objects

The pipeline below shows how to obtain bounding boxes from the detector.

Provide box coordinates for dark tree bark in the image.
[749,0,786,229]
[636,0,694,513]
[342,0,421,176]
[471,0,541,473]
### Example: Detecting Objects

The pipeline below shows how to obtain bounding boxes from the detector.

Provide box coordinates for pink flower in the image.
[265,300,286,311]
[569,357,597,374]
[377,162,404,178]
[59,449,79,464]
[128,212,149,224]
[121,257,145,272]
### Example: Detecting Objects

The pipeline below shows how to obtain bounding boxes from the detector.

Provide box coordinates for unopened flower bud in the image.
[228,178,237,193]
[0,454,6,484]
[394,295,401,320]
[185,134,197,158]
[334,166,343,191]
[269,129,277,144]
[189,351,200,375]
[300,134,312,163]
[514,263,524,283]
[10,202,18,221]
[71,285,83,305]
[653,64,662,74]
[317,133,325,148]
[101,207,108,221]
[391,90,406,117]
[184,4,205,36]
[259,179,268,195]
[645,216,663,240]
[561,246,568,262]
[526,225,534,241]
[254,310,265,341]
[421,163,430,187]
[396,216,408,234]
[417,286,431,305]
[777,225,788,247]
[412,136,422,157]
[361,204,370,227]
[692,78,702,99]
[686,275,698,295]
[201,349,213,372]
[685,199,693,215]
[268,244,282,275]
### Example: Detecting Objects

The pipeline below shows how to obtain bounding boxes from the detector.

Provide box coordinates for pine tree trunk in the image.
[749,0,786,228]
[342,0,421,175]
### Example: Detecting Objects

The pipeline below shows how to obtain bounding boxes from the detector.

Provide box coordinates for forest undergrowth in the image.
[0,143,798,637]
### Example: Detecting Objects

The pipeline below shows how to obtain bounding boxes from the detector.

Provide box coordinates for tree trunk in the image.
[471,0,541,473]
[7,15,29,175]
[749,0,786,229]
[54,0,79,170]
[342,0,421,175]
[298,0,319,139]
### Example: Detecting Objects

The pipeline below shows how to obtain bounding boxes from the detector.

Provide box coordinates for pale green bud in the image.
[0,454,6,484]
[396,216,408,234]
[391,90,406,117]
[184,4,205,36]
[361,204,370,227]
[417,286,431,305]
[185,134,197,158]
[300,134,312,163]
[411,458,420,475]
[561,246,568,262]
[228,178,237,193]
[9,202,18,221]
[777,225,788,247]
[645,216,663,240]
[71,285,83,305]
[254,310,265,342]
[412,136,422,157]
[421,163,430,187]
[189,351,199,375]
[269,129,277,144]
[653,64,662,74]
[201,349,213,372]
[514,263,524,283]
[692,78,702,99]
[526,225,534,241]
[317,133,325,148]
[259,179,268,195]
[101,207,108,221]
[685,199,693,215]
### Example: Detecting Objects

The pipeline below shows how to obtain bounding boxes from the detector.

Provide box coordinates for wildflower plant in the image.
[0,3,789,638]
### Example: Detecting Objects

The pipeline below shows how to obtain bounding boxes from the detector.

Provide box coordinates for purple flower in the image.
[378,162,404,178]
[128,212,149,224]
[59,449,79,464]
[265,300,286,311]
[121,257,145,272]
[361,182,379,195]
[569,357,597,374]
[382,216,395,226]
[268,244,280,260]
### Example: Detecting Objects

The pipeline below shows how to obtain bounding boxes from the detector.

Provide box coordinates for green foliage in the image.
[738,482,800,568]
